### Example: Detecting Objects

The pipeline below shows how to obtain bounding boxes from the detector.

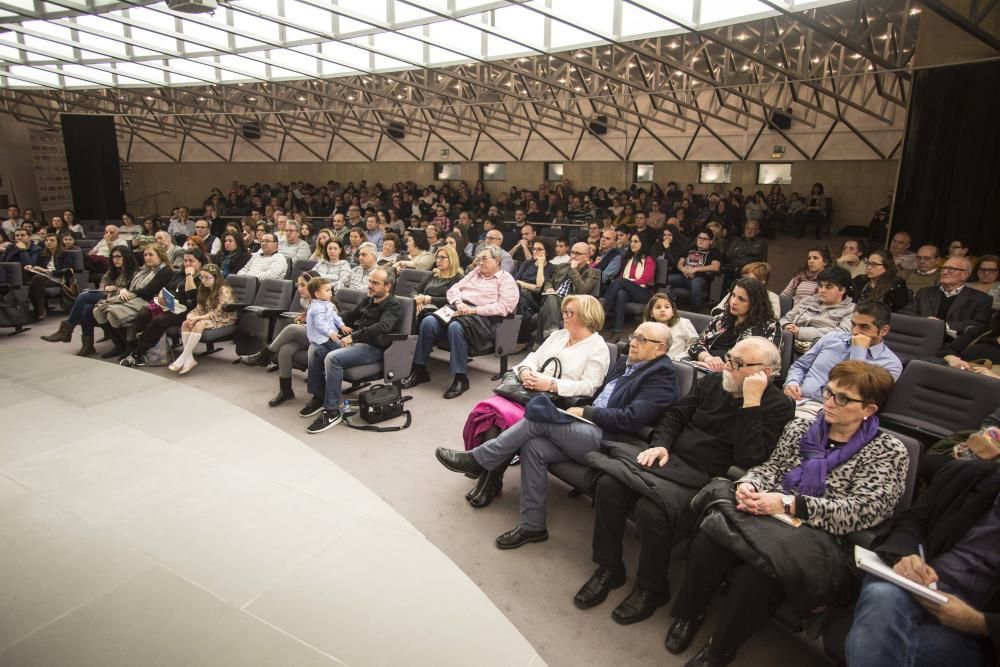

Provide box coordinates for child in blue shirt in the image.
[305,276,345,373]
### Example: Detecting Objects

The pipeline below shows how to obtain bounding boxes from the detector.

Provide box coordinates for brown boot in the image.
[41,320,73,343]
[76,335,96,357]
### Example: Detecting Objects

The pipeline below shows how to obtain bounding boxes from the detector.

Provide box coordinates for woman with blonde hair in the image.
[460,293,611,507]
[169,263,236,375]
[413,244,464,312]
[309,228,333,259]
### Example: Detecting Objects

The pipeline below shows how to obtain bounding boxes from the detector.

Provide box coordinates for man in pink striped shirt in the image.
[401,245,519,399]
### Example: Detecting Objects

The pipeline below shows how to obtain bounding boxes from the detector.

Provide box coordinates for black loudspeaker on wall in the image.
[768,109,792,131]
[386,122,405,140]
[588,115,608,135]
[242,121,262,140]
[60,114,126,221]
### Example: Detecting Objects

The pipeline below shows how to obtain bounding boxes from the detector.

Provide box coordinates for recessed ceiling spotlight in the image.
[297,96,306,101]
[667,41,679,49]
[247,96,257,101]
[347,95,355,100]
[811,57,820,64]
[909,7,921,15]
[144,96,154,101]
[736,34,749,41]
[850,53,863,59]
[198,96,206,101]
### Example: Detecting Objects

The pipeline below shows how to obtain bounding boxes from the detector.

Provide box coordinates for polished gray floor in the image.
[0,346,541,667]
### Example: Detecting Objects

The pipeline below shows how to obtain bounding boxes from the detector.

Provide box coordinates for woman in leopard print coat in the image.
[665,360,909,665]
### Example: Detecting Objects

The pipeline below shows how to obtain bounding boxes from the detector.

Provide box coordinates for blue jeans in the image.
[845,576,988,667]
[603,278,652,331]
[667,273,710,310]
[412,315,470,375]
[67,290,106,336]
[310,342,383,411]
[306,339,342,397]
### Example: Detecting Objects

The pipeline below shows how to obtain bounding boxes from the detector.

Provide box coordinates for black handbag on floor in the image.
[343,383,413,432]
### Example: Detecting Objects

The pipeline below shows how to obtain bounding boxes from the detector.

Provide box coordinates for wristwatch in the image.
[782,494,795,516]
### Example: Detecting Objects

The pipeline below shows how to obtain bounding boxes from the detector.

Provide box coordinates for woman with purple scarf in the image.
[664,360,909,667]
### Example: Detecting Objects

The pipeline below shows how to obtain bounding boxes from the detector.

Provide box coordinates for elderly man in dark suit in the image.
[434,321,680,550]
[900,256,992,338]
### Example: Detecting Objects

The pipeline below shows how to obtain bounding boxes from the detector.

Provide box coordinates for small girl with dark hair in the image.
[169,263,236,375]
[643,292,699,361]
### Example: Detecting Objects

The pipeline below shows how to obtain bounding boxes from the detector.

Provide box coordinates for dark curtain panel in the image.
[60,114,126,221]
[892,60,1000,254]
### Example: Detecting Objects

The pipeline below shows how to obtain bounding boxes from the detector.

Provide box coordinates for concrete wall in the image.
[124,158,897,232]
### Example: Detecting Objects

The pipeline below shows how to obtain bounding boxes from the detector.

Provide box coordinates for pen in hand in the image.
[918,544,938,590]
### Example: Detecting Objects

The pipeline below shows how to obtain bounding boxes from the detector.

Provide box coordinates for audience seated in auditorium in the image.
[667,362,907,665]
[970,255,1000,311]
[889,231,918,278]
[298,267,402,433]
[712,261,780,319]
[412,246,463,312]
[238,233,288,280]
[165,263,235,375]
[794,182,828,239]
[689,278,780,371]
[845,459,1000,667]
[722,220,767,287]
[604,234,657,339]
[781,245,832,306]
[117,212,142,242]
[513,238,554,343]
[192,219,221,255]
[578,337,792,625]
[120,248,206,368]
[338,242,378,291]
[394,229,433,271]
[212,232,251,277]
[592,228,624,291]
[852,248,909,312]
[906,245,941,293]
[154,230,185,269]
[81,225,128,274]
[780,266,855,353]
[435,321,678,550]
[509,223,538,263]
[783,301,901,420]
[277,220,311,261]
[25,234,73,321]
[901,256,993,338]
[402,245,518,399]
[836,238,867,279]
[167,207,194,243]
[532,241,601,344]
[298,276,348,422]
[377,234,401,266]
[259,271,318,405]
[461,295,611,507]
[92,244,174,359]
[943,238,977,268]
[643,292,698,361]
[668,229,722,313]
[42,247,136,354]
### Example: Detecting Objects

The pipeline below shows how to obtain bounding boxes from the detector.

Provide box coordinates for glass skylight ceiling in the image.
[0,0,850,89]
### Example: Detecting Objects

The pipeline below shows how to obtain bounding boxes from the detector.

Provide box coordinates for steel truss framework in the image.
[0,1,991,162]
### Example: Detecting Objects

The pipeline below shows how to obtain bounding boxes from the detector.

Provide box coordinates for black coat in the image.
[876,460,1000,658]
[901,285,993,334]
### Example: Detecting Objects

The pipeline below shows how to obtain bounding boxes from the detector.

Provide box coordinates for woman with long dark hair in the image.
[212,231,251,277]
[851,248,908,311]
[42,246,137,355]
[26,233,73,320]
[689,277,781,371]
[603,233,656,339]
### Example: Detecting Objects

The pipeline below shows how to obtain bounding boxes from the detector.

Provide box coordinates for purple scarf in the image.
[780,414,881,497]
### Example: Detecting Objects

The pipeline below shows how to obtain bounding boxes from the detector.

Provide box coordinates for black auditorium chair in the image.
[878,360,1000,442]
[194,274,258,355]
[883,313,946,365]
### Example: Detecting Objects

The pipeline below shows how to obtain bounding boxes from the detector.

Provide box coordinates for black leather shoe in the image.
[684,641,735,667]
[468,469,503,508]
[611,585,670,625]
[443,375,470,399]
[495,526,548,550]
[573,566,626,609]
[400,366,431,389]
[435,448,485,476]
[666,616,704,655]
[465,472,485,501]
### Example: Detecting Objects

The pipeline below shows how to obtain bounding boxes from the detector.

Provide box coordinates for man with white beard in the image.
[575,337,794,626]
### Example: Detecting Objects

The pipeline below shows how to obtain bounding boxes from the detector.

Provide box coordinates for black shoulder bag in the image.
[342,383,413,432]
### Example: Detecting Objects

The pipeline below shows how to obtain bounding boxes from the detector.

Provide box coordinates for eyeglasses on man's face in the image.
[723,353,765,371]
[628,334,667,346]
[821,385,865,406]
[940,265,970,273]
